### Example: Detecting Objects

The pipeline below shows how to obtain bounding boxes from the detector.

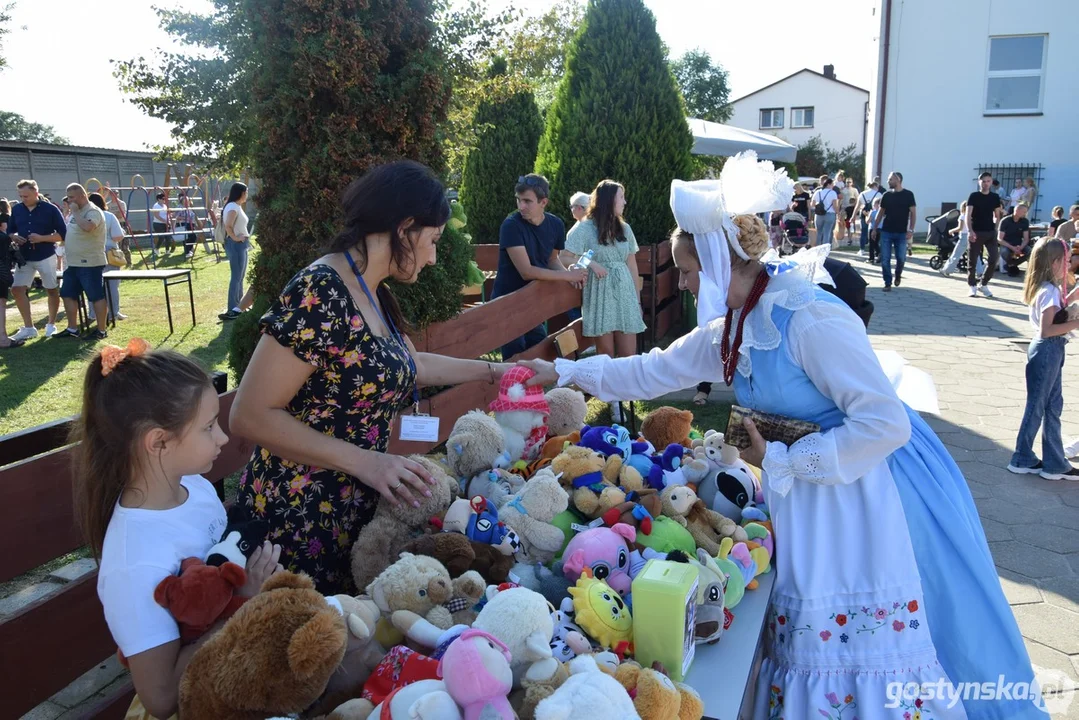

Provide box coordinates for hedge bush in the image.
[535,0,692,244]
[389,201,473,327]
[459,72,543,245]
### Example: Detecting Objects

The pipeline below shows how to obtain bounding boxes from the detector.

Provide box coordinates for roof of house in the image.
[729,68,869,105]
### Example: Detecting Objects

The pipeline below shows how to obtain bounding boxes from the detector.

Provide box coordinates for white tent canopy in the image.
[687,117,797,163]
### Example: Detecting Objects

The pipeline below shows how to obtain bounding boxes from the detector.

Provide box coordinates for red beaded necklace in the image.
[720,269,770,386]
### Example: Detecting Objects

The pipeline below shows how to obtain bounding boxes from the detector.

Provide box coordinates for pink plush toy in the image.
[438,628,514,720]
[561,523,637,596]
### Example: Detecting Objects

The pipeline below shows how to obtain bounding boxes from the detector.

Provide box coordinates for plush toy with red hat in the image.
[490,365,550,462]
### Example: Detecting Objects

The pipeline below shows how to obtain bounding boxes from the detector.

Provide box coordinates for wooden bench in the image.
[0,391,254,720]
[102,269,196,335]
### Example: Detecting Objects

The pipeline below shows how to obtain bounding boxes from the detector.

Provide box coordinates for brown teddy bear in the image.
[545,388,588,437]
[399,532,514,585]
[366,552,455,636]
[641,407,695,452]
[551,446,645,520]
[154,557,247,643]
[601,488,663,536]
[309,594,386,717]
[350,455,458,591]
[614,660,704,720]
[541,430,581,460]
[179,571,348,720]
[660,485,747,556]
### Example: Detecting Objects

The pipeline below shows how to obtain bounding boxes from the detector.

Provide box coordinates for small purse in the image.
[724,405,821,451]
[106,247,126,268]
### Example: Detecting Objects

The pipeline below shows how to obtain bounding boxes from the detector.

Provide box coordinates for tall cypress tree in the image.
[228,0,459,377]
[535,0,693,243]
[459,65,543,245]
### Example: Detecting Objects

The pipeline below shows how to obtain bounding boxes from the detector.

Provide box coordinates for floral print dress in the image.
[236,264,416,595]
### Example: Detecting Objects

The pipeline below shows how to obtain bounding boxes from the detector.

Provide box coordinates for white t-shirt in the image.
[812,188,838,214]
[97,476,227,657]
[103,211,124,251]
[223,202,249,241]
[1008,188,1026,209]
[152,202,169,225]
[859,188,881,209]
[1029,282,1062,337]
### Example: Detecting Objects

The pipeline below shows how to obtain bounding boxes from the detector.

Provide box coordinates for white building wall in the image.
[867,0,1077,228]
[728,71,869,154]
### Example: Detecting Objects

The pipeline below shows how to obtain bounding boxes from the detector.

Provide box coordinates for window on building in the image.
[985,35,1047,114]
[976,163,1042,220]
[791,107,814,128]
[759,108,783,129]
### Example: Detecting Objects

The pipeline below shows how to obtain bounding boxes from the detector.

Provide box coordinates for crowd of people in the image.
[69,157,1049,719]
[0,178,257,348]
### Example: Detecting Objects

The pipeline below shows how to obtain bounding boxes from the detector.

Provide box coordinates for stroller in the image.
[780,212,810,255]
[926,209,965,272]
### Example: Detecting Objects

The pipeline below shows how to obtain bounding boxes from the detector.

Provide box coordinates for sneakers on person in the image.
[12,326,38,342]
[91,329,108,340]
[1007,461,1043,475]
[857,250,865,257]
[1040,467,1079,481]
[44,323,56,338]
[968,286,977,297]
[53,328,81,339]
[185,252,194,260]
[978,285,993,298]
[882,286,892,292]
[218,310,241,321]
[115,313,129,321]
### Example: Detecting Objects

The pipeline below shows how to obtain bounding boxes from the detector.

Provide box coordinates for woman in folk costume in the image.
[523,153,1046,718]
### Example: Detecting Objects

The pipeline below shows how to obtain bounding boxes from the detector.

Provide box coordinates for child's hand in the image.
[237,541,282,597]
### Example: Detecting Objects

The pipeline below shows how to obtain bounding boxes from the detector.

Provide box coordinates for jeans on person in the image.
[500,322,547,361]
[88,279,120,321]
[814,213,836,247]
[859,215,869,251]
[1000,241,1024,275]
[967,231,999,287]
[868,230,880,262]
[224,238,249,312]
[1011,336,1068,473]
[879,231,907,287]
[568,307,582,322]
[941,232,968,276]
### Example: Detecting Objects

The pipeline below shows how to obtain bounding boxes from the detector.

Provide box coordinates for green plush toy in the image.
[635,515,697,556]
[550,507,588,562]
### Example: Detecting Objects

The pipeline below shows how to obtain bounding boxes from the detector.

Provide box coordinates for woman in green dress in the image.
[564,180,645,360]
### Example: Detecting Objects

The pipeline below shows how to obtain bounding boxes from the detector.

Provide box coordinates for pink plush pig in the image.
[561,523,637,596]
[438,629,514,720]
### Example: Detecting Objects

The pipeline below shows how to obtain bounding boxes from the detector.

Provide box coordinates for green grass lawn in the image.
[1,246,252,434]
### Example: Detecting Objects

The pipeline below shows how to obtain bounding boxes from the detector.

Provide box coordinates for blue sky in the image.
[5,0,878,151]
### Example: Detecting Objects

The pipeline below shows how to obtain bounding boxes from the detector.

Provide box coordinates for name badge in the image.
[399,414,440,442]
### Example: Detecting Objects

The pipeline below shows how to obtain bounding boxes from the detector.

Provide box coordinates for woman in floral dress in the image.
[231,161,512,595]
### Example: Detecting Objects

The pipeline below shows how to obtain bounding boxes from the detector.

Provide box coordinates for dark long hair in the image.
[588,180,626,246]
[329,160,451,333]
[72,348,212,559]
[226,182,247,205]
[87,193,106,211]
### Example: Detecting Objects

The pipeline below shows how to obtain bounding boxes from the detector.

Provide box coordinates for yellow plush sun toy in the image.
[568,568,634,652]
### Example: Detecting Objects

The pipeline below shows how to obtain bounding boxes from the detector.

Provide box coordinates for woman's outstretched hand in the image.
[357,452,434,508]
[518,359,559,387]
[739,418,768,468]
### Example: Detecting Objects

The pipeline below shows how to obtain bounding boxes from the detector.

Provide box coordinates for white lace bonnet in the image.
[669,151,800,327]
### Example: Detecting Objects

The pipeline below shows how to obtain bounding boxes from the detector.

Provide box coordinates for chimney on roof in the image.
[823,64,835,79]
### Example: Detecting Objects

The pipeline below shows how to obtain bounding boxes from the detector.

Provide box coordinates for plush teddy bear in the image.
[497,467,570,565]
[473,586,558,688]
[660,485,747,557]
[490,366,551,462]
[179,571,349,720]
[541,430,581,461]
[310,594,387,717]
[545,388,587,437]
[153,557,247,644]
[445,570,487,626]
[534,655,639,720]
[445,410,518,506]
[366,552,455,636]
[552,445,646,519]
[602,489,663,536]
[640,407,695,452]
[351,455,458,591]
[400,532,515,585]
[614,661,704,720]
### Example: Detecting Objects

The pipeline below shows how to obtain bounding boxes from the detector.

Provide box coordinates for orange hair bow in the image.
[100,337,152,377]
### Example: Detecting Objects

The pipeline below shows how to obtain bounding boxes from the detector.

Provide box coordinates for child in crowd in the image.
[73,340,282,718]
[1008,239,1079,480]
[866,196,882,264]
[941,200,968,277]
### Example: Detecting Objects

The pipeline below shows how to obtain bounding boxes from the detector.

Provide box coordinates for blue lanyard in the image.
[343,251,420,410]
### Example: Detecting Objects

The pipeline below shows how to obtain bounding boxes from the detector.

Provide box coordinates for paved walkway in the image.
[699,249,1079,716]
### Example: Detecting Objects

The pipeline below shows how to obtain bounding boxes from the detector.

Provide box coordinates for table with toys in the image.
[149,370,778,720]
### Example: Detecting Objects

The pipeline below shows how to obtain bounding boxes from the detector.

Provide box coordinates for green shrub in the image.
[226,294,271,383]
[535,0,692,244]
[390,201,473,328]
[459,76,543,245]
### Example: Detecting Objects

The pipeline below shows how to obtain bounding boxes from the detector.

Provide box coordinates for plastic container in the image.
[631,559,699,681]
[572,249,594,270]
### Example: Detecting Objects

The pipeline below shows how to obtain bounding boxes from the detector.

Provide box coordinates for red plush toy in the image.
[154,557,248,643]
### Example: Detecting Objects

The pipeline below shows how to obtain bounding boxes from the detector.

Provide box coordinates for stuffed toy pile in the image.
[165,391,773,719]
